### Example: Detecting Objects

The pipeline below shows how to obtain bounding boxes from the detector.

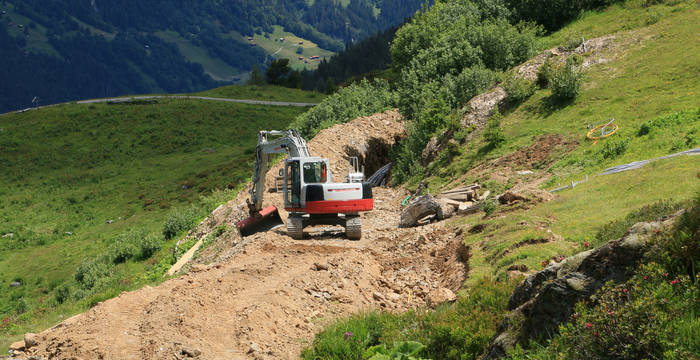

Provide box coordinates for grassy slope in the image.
[304,0,699,356]
[0,86,310,347]
[436,0,700,285]
[155,30,242,81]
[247,25,336,71]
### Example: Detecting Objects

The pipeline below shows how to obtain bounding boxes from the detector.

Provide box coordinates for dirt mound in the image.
[12,110,470,360]
[447,134,578,195]
[497,135,577,169]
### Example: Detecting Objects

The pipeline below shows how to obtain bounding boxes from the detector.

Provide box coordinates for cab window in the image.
[303,161,327,183]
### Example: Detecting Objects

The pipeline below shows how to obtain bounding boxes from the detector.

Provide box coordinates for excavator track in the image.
[345,215,362,240]
[287,215,304,240]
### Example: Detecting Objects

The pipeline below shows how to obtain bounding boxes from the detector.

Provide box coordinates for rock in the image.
[498,191,528,205]
[399,195,443,228]
[387,293,402,302]
[516,170,533,175]
[23,333,38,348]
[427,288,456,308]
[10,281,21,287]
[484,215,679,358]
[106,219,114,224]
[507,264,529,272]
[507,270,529,280]
[64,231,73,235]
[247,342,261,354]
[479,190,491,201]
[313,263,329,271]
[9,340,25,352]
[372,292,384,301]
[438,199,456,219]
[190,264,208,273]
[181,347,201,357]
[457,202,480,215]
[3,233,14,238]
[461,87,507,128]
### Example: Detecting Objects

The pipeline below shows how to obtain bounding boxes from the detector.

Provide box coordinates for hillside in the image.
[0,0,423,113]
[3,0,699,358]
[0,85,322,349]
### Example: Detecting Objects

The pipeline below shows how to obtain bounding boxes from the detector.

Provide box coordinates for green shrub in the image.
[291,79,398,139]
[537,263,699,359]
[564,36,583,51]
[162,205,200,240]
[536,58,554,88]
[655,191,700,281]
[74,258,111,290]
[138,233,163,260]
[109,230,141,263]
[484,110,506,150]
[598,138,629,159]
[54,284,72,304]
[594,199,686,247]
[364,341,428,360]
[550,63,583,101]
[503,74,536,104]
[482,199,498,216]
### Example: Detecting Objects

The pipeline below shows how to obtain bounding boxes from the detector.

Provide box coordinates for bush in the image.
[74,258,111,290]
[536,58,554,88]
[655,191,700,281]
[550,63,583,101]
[482,199,498,216]
[536,263,699,359]
[291,79,398,139]
[594,199,686,247]
[54,284,72,304]
[162,205,200,240]
[484,110,506,149]
[503,74,536,104]
[138,233,163,260]
[564,36,583,51]
[109,230,141,263]
[598,138,629,159]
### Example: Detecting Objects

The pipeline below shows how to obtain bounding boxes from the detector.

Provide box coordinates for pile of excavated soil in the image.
[448,134,578,196]
[12,110,469,360]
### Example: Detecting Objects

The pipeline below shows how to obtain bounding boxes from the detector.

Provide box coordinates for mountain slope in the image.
[0,0,424,113]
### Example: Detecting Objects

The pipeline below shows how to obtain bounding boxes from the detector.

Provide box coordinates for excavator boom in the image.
[237,130,309,236]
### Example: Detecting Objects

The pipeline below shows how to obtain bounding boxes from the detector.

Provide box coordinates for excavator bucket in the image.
[236,205,284,237]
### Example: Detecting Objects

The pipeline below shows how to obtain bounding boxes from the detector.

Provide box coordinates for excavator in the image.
[236,129,373,239]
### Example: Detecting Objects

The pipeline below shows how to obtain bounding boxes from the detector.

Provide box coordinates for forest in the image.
[0,0,424,112]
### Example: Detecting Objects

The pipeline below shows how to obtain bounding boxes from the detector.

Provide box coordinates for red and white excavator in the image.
[236,129,373,239]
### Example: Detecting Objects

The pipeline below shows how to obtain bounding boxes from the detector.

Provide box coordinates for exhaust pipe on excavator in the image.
[236,205,284,237]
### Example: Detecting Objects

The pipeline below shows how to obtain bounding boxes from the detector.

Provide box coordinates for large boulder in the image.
[484,214,680,358]
[399,195,444,228]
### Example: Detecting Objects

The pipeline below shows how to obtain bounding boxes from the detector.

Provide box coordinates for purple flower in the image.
[344,331,354,340]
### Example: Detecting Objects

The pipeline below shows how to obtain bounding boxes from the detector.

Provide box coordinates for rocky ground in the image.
[9,110,468,360]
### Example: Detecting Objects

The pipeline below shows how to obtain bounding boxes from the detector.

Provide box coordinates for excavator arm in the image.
[238,130,309,236]
[249,130,310,212]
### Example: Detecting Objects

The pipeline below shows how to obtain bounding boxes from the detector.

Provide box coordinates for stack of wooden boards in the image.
[399,184,490,228]
[438,184,490,215]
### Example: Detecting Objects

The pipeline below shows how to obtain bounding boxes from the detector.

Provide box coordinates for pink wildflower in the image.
[586,322,592,328]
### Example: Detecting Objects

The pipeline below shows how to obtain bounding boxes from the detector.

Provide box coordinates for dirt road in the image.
[13,110,468,360]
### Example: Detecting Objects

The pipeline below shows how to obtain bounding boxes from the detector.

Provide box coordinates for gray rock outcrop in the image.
[484,214,679,358]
